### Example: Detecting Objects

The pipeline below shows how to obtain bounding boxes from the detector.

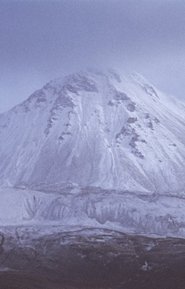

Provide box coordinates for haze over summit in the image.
[1,0,185,113]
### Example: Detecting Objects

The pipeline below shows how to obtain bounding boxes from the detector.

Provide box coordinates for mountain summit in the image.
[0,70,185,193]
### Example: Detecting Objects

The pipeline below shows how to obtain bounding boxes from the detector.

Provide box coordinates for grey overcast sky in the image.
[0,0,185,112]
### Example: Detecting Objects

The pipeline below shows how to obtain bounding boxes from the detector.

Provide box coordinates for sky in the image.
[0,0,185,113]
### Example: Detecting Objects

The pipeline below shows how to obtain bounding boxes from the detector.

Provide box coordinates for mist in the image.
[0,0,185,112]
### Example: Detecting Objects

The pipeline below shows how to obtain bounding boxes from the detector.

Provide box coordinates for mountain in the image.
[1,69,185,236]
[0,69,185,193]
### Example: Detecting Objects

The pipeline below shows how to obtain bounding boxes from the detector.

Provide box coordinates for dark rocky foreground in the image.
[0,228,185,289]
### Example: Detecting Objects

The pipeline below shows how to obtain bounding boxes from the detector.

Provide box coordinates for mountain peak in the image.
[0,70,185,193]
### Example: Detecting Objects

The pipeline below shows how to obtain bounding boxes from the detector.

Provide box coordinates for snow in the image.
[0,69,185,237]
[0,186,185,238]
[0,70,185,192]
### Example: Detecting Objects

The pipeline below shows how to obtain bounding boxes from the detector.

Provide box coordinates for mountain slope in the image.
[0,70,185,193]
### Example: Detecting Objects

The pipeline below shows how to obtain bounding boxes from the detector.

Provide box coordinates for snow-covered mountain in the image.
[0,69,185,193]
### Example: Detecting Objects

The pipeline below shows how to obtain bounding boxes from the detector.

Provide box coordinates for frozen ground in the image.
[1,186,185,238]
